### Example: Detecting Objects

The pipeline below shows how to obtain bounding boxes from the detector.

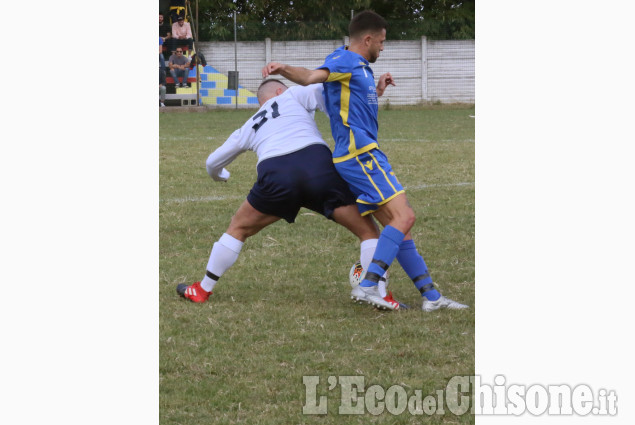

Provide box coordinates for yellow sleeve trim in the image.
[326,72,351,83]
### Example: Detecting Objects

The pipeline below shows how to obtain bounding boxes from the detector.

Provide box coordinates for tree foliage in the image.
[187,0,474,41]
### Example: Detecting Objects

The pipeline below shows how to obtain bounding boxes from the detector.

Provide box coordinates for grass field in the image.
[160,105,475,424]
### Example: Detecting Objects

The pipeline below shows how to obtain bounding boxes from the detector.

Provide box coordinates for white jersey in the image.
[206,84,328,181]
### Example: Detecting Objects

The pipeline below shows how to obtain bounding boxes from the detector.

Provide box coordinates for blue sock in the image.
[396,239,441,301]
[360,225,404,287]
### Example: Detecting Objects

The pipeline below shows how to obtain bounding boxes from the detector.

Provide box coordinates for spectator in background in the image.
[160,37,167,107]
[159,12,172,53]
[168,48,190,88]
[171,16,193,54]
[159,36,166,72]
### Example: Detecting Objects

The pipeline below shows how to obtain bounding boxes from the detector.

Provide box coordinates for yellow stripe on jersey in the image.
[326,72,351,127]
[355,155,385,201]
[326,72,357,157]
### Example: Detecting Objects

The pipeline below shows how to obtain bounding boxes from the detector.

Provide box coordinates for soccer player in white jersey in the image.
[177,79,399,309]
[262,10,468,312]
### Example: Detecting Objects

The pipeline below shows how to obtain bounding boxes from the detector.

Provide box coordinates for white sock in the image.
[359,238,388,297]
[200,233,243,292]
[360,239,378,271]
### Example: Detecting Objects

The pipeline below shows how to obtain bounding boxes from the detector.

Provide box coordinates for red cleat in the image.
[383,291,400,310]
[177,281,212,303]
[383,291,409,310]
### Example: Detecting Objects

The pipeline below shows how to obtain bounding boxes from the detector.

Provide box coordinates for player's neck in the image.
[347,43,370,62]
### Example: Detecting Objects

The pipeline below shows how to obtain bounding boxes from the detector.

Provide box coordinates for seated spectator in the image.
[160,37,166,107]
[159,12,172,52]
[168,48,190,88]
[159,36,166,70]
[171,16,193,54]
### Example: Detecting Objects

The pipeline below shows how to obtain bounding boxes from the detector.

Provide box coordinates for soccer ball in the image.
[349,261,364,288]
[349,261,389,289]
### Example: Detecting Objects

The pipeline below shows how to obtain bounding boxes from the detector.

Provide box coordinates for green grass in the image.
[160,105,475,424]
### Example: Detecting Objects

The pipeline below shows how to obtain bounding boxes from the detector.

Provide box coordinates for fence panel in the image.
[193,38,474,107]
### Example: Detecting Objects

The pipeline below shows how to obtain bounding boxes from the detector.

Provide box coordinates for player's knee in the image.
[405,213,416,231]
[226,219,252,240]
[396,207,416,232]
[226,225,252,241]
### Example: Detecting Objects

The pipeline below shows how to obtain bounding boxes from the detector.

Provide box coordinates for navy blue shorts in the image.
[247,144,356,223]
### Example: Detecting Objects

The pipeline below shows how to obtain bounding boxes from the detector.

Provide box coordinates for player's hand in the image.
[376,72,396,97]
[262,62,284,78]
[216,168,230,182]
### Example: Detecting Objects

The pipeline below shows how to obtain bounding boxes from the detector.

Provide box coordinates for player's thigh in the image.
[331,204,379,241]
[226,200,280,241]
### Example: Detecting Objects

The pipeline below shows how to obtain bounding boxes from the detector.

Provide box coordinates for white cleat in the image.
[351,284,398,310]
[422,295,469,312]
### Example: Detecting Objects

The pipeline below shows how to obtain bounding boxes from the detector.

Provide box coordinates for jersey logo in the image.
[364,160,374,170]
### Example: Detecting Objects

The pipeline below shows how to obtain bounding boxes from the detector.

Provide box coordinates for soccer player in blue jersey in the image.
[263,10,468,311]
[176,80,400,306]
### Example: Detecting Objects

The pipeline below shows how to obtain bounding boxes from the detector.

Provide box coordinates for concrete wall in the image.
[196,37,475,106]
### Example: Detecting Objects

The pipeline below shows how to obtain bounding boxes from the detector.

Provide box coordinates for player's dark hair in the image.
[349,10,387,38]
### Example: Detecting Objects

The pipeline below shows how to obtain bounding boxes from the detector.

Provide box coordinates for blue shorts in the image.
[334,149,405,216]
[247,144,356,223]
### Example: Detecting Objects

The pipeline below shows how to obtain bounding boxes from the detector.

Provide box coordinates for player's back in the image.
[244,85,328,163]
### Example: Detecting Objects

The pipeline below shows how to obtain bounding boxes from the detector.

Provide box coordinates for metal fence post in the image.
[234,11,238,108]
[421,36,428,103]
[265,37,271,65]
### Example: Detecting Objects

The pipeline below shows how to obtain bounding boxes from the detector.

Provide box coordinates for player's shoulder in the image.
[324,46,353,63]
[286,84,319,96]
[324,47,366,70]
[288,84,323,102]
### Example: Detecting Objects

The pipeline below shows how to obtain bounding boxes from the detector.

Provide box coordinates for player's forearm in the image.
[205,155,230,181]
[205,134,244,181]
[279,65,327,86]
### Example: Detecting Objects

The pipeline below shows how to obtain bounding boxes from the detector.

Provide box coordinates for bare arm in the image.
[262,62,329,86]
[376,72,396,97]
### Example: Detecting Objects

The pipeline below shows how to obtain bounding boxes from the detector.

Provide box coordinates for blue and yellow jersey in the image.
[318,46,380,163]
